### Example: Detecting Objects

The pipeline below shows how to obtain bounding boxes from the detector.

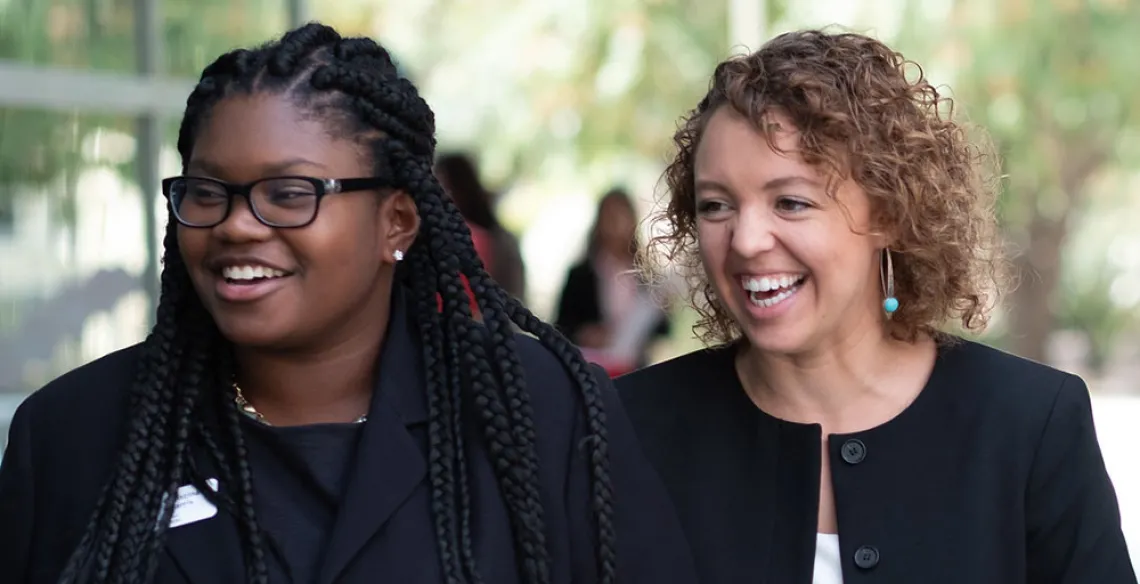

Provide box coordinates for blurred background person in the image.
[555,187,671,377]
[435,152,527,304]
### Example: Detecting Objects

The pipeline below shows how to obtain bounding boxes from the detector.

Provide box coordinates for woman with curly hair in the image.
[616,30,1136,583]
[0,23,697,584]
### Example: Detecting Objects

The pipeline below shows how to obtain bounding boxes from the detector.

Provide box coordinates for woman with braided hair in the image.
[0,23,697,584]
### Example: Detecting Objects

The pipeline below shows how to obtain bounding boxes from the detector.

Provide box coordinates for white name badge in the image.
[162,478,219,530]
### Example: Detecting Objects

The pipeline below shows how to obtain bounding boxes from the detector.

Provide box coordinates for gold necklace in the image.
[232,383,367,426]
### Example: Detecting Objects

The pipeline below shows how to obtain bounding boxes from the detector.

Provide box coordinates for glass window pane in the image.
[164,0,288,76]
[0,108,157,446]
[0,0,289,75]
[0,0,136,73]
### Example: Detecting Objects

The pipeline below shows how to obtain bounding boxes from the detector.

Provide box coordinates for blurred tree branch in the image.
[939,0,1140,363]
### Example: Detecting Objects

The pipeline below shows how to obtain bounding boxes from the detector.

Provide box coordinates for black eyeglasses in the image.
[161,175,391,228]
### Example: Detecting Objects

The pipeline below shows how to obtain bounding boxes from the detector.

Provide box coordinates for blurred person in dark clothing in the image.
[555,187,670,377]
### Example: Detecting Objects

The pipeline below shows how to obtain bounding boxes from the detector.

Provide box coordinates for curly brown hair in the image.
[642,29,1007,345]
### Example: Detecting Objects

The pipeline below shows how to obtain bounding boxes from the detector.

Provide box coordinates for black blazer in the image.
[616,339,1137,583]
[0,294,698,584]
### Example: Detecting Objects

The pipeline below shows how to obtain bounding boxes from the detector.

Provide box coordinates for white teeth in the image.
[742,275,804,292]
[742,274,805,309]
[749,287,797,308]
[222,265,286,281]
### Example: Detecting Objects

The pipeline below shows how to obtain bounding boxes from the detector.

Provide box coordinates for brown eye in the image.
[775,197,810,212]
[697,201,730,216]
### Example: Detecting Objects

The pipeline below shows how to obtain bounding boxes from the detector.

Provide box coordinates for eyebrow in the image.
[694,175,819,195]
[186,157,329,177]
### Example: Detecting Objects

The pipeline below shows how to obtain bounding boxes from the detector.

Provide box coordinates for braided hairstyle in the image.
[58,23,616,584]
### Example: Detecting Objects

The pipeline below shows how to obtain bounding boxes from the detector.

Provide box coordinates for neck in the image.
[233,306,391,427]
[736,323,935,433]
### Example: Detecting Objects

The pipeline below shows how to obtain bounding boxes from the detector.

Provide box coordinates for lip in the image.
[213,274,291,303]
[739,277,806,321]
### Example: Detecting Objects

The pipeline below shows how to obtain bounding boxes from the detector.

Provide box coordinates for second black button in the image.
[841,438,866,464]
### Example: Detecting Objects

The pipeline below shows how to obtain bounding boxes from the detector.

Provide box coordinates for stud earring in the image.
[393,249,404,262]
[880,248,899,317]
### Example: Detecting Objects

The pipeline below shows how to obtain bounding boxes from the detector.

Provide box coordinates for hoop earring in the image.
[393,249,404,262]
[880,249,899,317]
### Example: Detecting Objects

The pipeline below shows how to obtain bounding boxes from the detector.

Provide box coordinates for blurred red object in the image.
[433,221,489,316]
[579,348,636,378]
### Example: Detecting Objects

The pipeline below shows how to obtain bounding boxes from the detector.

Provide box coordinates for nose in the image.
[214,194,273,242]
[730,205,777,258]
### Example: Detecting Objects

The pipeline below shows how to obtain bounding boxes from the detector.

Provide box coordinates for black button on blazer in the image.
[617,339,1137,584]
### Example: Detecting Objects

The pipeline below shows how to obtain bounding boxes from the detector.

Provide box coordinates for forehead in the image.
[694,107,809,183]
[188,93,365,179]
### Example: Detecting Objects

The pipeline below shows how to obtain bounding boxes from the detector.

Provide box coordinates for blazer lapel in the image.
[163,443,246,583]
[319,290,429,584]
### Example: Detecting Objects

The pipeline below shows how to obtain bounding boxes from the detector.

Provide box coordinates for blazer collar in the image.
[319,284,428,583]
[163,439,247,583]
[166,285,431,584]
[375,285,429,426]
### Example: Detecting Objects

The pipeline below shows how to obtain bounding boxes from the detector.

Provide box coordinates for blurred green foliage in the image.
[0,0,1136,370]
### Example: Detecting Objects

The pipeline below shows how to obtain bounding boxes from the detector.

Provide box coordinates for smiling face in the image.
[176,92,419,351]
[693,106,887,356]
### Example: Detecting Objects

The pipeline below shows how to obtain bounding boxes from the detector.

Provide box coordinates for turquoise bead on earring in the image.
[880,248,899,316]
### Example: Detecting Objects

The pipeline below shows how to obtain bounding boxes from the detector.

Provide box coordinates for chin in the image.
[740,324,815,357]
[211,318,293,350]
[724,304,813,358]
[216,329,282,350]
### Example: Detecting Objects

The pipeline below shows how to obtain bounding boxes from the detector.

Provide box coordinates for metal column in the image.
[728,0,769,51]
[287,0,309,28]
[135,0,163,325]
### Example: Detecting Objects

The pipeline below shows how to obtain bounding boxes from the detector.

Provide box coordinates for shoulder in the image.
[942,337,1071,386]
[13,344,140,451]
[614,346,739,450]
[937,338,1083,425]
[0,345,139,566]
[21,343,140,416]
[617,345,734,409]
[508,332,702,582]
[509,329,630,441]
[512,331,607,413]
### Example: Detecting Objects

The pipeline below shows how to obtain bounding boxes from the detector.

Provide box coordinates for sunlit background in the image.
[1,0,1137,569]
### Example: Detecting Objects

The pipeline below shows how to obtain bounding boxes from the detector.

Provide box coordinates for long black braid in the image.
[57,23,617,584]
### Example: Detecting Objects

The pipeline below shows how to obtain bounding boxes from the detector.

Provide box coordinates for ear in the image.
[377,190,419,263]
[868,228,894,250]
[866,206,898,250]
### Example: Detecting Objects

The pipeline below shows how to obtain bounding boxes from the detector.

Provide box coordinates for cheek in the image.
[693,219,729,257]
[292,218,384,284]
[696,222,731,282]
[175,227,206,269]
[811,236,875,298]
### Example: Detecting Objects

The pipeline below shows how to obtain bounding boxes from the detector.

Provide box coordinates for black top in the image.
[242,419,363,583]
[616,339,1137,584]
[0,289,698,584]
